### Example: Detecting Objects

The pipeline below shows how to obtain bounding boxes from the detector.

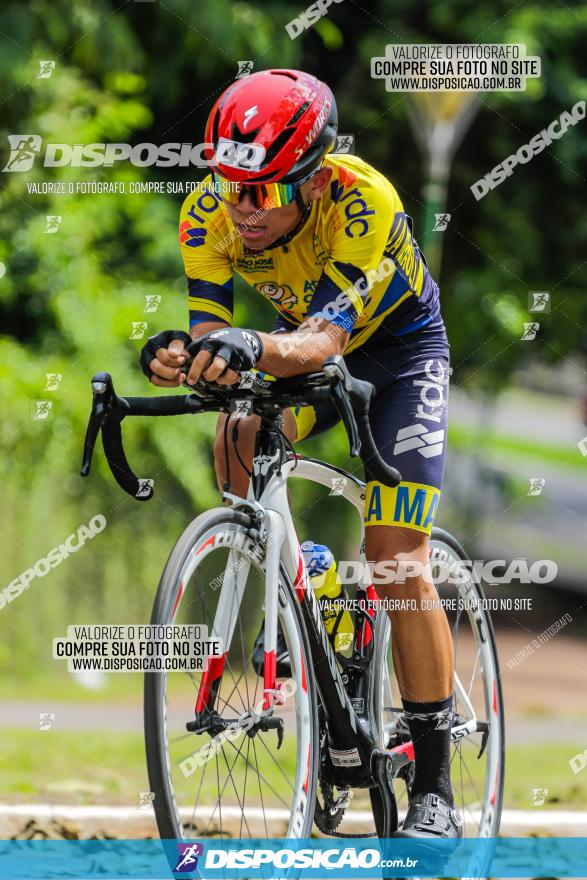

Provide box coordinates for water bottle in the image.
[301,541,354,658]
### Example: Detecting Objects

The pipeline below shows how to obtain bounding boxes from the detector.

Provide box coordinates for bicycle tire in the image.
[144,507,320,840]
[370,526,505,845]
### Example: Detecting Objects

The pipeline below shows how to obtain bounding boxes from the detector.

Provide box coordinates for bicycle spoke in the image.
[452,606,463,668]
[203,727,250,834]
[199,575,248,715]
[219,741,253,838]
[459,743,467,833]
[255,730,295,793]
[183,666,245,719]
[241,736,251,838]
[169,732,197,745]
[224,735,291,807]
[251,735,269,838]
[467,647,482,700]
[459,743,484,811]
[188,729,212,833]
[234,578,252,711]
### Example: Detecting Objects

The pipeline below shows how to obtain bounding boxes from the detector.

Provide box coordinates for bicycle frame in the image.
[81,371,500,840]
[193,413,385,790]
[193,411,485,796]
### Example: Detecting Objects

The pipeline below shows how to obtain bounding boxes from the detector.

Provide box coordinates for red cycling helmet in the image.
[205,68,338,185]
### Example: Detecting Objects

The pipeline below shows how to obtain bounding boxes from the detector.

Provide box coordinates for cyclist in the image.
[140,69,461,839]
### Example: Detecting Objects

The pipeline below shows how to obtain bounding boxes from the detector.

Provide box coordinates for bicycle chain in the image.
[313,716,378,838]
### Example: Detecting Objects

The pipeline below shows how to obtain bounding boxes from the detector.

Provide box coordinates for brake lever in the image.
[330,381,361,456]
[80,372,116,477]
[323,356,362,456]
[323,355,402,488]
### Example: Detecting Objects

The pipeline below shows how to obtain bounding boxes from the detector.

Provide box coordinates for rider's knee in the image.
[213,418,228,472]
[213,414,259,484]
[365,526,434,596]
[365,525,429,561]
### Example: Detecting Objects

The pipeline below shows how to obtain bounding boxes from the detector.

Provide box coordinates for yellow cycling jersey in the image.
[179,153,440,353]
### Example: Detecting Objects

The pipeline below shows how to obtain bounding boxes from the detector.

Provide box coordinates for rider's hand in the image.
[184,327,263,387]
[139,330,191,387]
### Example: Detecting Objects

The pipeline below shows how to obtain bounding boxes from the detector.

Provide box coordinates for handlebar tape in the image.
[118,394,192,417]
[101,411,154,501]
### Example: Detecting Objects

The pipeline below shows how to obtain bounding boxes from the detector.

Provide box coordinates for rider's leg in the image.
[365,524,455,807]
[213,409,297,498]
[360,340,457,820]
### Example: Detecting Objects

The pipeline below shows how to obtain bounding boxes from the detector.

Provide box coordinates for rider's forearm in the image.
[189,320,229,341]
[257,322,349,377]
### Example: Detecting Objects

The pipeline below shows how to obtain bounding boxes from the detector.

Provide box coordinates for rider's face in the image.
[224,166,333,250]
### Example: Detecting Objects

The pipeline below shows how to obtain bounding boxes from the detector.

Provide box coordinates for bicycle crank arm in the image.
[370,749,399,837]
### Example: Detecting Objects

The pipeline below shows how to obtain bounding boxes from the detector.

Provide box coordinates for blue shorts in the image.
[290,317,450,534]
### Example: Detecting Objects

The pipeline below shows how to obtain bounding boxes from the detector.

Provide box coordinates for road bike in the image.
[81,355,504,853]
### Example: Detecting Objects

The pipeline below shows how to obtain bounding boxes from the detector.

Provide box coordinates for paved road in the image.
[3,633,584,744]
[2,804,587,838]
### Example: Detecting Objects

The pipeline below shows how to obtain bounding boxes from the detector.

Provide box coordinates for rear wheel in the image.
[144,508,319,840]
[371,527,505,846]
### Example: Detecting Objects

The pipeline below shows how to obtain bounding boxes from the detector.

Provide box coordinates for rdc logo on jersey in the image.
[3,135,42,172]
[173,843,204,872]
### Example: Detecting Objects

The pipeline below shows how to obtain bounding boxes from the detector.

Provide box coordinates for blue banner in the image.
[1,837,587,878]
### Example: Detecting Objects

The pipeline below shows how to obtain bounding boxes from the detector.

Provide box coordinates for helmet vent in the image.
[262,128,296,164]
[271,70,298,80]
[211,109,220,147]
[286,101,310,127]
[230,122,260,141]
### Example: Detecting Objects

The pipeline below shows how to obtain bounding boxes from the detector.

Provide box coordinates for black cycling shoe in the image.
[394,793,463,838]
[251,619,291,677]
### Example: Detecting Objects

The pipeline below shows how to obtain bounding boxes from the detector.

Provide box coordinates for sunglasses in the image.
[212,168,319,210]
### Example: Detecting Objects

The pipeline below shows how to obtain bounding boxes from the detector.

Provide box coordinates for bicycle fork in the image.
[188,541,251,728]
[189,507,291,732]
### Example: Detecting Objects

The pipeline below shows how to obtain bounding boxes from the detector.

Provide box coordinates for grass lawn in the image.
[0,671,145,704]
[2,728,586,812]
[448,422,587,473]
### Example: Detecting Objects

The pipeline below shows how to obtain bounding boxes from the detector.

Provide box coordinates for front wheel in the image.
[144,508,319,840]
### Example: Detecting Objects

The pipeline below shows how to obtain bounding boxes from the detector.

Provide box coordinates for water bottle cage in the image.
[323,602,373,673]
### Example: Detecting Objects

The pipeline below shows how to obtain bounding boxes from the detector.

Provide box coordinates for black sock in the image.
[402,694,454,806]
